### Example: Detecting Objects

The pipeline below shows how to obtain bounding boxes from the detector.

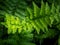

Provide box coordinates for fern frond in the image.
[26,1,60,34]
[2,1,60,34]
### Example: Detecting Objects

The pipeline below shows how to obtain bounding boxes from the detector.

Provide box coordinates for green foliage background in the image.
[0,0,60,45]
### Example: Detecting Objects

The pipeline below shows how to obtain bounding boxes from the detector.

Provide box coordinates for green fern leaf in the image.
[40,1,45,15]
[27,8,33,19]
[45,2,50,15]
[35,19,44,32]
[33,2,40,18]
[39,18,48,32]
